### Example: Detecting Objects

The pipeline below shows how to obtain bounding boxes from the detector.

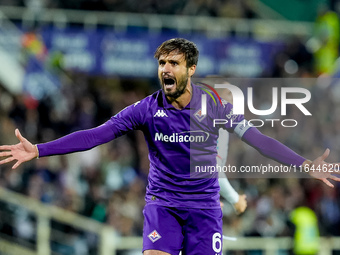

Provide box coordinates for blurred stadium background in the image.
[0,0,340,254]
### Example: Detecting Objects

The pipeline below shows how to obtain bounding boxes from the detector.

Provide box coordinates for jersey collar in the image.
[161,83,201,110]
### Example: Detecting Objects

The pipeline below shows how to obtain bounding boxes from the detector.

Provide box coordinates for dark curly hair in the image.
[154,38,199,68]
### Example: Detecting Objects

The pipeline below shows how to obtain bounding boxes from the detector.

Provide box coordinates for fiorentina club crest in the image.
[194,109,206,122]
[148,230,162,243]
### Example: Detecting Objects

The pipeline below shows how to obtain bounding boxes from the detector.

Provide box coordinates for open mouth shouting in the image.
[163,77,176,91]
[160,72,188,99]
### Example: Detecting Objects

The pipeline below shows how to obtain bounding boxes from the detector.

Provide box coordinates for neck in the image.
[167,82,192,110]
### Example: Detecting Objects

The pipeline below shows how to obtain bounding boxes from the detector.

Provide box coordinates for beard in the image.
[161,71,189,99]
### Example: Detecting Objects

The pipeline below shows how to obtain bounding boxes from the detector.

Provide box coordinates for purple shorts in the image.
[143,203,223,255]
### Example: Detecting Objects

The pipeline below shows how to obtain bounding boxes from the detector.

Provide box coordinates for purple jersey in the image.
[107,84,249,209]
[36,82,305,208]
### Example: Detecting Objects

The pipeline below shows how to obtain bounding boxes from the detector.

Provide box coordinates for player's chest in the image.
[150,107,214,133]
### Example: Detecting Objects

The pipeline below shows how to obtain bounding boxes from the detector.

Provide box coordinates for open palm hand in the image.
[307,149,340,188]
[0,129,38,169]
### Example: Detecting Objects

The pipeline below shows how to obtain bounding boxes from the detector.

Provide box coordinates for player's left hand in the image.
[306,148,340,188]
[233,194,247,215]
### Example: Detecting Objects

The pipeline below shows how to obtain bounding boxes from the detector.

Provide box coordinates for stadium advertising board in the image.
[37,28,283,77]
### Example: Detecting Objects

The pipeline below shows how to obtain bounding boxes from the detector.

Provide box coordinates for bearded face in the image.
[158,52,191,99]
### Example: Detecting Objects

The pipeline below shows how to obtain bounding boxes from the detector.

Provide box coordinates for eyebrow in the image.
[158,57,182,64]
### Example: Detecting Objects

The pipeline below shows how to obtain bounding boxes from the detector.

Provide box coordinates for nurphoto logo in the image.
[199,82,312,128]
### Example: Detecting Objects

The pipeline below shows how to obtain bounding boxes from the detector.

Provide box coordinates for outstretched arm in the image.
[0,122,115,169]
[0,98,147,170]
[242,127,340,188]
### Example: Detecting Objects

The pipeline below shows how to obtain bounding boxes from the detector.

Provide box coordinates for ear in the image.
[188,65,196,77]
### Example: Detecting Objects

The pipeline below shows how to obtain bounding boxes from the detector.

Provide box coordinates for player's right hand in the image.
[0,129,38,169]
[233,194,247,215]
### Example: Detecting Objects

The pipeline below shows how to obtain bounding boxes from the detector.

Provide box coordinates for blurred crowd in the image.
[3,0,256,19]
[0,76,154,254]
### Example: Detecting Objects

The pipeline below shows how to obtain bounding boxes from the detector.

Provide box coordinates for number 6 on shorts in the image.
[212,232,222,254]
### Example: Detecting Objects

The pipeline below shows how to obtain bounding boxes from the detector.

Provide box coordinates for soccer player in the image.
[0,38,339,255]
